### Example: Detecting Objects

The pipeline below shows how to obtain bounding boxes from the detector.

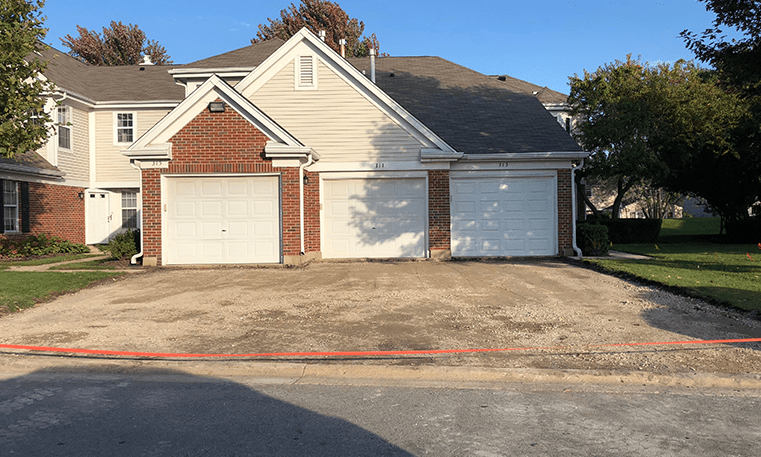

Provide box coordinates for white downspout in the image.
[129,160,144,265]
[571,159,584,258]
[299,154,314,256]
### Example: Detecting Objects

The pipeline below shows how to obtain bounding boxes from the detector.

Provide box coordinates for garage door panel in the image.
[452,176,555,257]
[323,178,426,258]
[166,176,280,264]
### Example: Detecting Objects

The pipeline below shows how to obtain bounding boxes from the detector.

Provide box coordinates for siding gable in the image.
[250,56,425,162]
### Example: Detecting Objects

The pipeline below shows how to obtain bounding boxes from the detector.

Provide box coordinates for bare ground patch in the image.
[0,261,759,374]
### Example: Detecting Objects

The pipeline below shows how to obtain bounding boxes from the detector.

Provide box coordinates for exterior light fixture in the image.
[303,174,309,186]
[78,192,84,199]
[208,101,225,113]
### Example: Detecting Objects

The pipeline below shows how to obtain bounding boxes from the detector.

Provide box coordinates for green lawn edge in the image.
[0,271,124,313]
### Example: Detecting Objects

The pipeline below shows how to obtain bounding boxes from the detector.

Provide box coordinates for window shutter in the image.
[0,179,4,234]
[299,56,314,87]
[20,182,29,233]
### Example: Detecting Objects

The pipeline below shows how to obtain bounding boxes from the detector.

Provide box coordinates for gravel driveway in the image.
[1,260,760,374]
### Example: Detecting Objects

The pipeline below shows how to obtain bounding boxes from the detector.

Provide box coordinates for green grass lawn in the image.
[0,271,124,312]
[586,217,761,312]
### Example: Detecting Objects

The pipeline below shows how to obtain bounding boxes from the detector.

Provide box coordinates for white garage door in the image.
[323,178,426,258]
[165,176,280,264]
[451,176,556,257]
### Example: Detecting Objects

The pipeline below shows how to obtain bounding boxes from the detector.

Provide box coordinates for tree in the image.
[60,21,172,66]
[569,57,746,220]
[252,0,383,57]
[569,56,666,219]
[680,1,761,235]
[0,0,54,159]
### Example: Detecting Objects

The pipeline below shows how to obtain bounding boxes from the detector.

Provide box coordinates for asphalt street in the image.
[1,364,759,456]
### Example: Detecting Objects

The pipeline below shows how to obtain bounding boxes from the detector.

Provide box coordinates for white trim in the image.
[56,105,72,153]
[309,160,442,172]
[169,67,256,76]
[461,152,589,161]
[88,110,96,184]
[295,55,317,90]
[161,172,280,178]
[450,169,557,179]
[92,181,141,189]
[113,111,137,146]
[320,171,429,180]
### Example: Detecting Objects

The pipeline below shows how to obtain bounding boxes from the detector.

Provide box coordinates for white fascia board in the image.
[93,101,180,109]
[420,148,464,162]
[169,67,256,77]
[235,28,456,153]
[264,142,320,160]
[125,75,303,156]
[461,151,589,161]
[122,144,172,160]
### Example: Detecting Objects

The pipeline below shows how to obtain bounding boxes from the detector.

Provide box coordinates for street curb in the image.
[1,355,760,391]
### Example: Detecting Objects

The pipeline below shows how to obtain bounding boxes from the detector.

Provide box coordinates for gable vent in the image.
[298,55,314,88]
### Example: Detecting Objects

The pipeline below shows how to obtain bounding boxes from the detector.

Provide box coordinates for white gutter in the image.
[129,160,144,265]
[299,154,315,255]
[571,159,584,258]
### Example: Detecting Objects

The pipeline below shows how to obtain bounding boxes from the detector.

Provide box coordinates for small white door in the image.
[165,176,281,264]
[451,176,556,257]
[322,178,426,258]
[86,192,110,244]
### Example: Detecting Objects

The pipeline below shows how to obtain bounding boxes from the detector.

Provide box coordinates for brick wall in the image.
[0,182,86,244]
[557,169,573,252]
[141,104,315,264]
[428,170,451,251]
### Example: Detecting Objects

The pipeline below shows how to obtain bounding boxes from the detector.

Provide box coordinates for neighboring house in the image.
[585,185,683,219]
[492,74,575,133]
[2,29,586,265]
[1,47,184,244]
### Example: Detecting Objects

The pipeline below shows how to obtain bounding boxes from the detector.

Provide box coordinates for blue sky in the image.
[41,0,724,94]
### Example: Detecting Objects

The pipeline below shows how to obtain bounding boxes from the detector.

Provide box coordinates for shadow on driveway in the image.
[0,366,411,456]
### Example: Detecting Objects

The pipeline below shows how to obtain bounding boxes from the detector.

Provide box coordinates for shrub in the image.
[725,217,761,243]
[0,234,89,258]
[583,218,662,244]
[577,223,609,256]
[100,230,139,260]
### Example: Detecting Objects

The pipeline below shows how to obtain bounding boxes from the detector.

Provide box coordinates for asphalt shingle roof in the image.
[184,39,286,68]
[39,46,184,102]
[348,56,582,153]
[0,150,63,176]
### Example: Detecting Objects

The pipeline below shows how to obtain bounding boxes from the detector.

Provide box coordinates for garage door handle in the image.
[222,230,227,232]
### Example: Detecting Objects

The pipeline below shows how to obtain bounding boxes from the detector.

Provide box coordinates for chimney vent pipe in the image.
[339,38,347,58]
[370,48,376,83]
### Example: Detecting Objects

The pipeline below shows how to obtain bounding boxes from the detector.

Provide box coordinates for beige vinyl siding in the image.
[57,105,89,183]
[251,60,424,162]
[95,109,170,183]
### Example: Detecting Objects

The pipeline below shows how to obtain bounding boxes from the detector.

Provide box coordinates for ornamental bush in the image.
[0,234,89,258]
[100,230,139,260]
[577,223,609,256]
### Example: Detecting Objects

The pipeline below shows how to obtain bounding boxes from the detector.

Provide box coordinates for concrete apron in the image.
[1,355,760,392]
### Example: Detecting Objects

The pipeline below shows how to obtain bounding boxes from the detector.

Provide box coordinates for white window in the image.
[57,106,71,150]
[115,113,135,144]
[295,55,317,90]
[3,181,19,232]
[121,191,138,230]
